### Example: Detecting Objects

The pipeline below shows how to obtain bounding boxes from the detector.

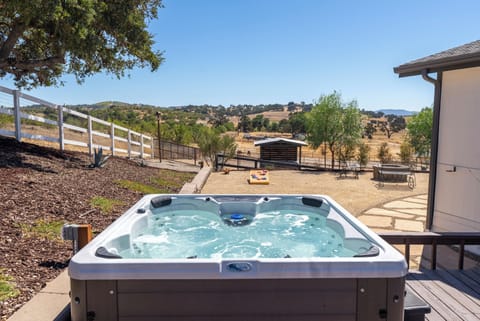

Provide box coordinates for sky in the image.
[1,1,480,111]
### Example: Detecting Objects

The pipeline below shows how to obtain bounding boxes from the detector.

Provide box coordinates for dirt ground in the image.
[202,169,429,216]
[0,137,194,321]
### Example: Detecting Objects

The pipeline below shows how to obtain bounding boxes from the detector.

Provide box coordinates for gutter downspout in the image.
[421,69,442,231]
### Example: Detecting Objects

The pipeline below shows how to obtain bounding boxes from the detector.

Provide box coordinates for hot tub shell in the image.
[69,194,407,321]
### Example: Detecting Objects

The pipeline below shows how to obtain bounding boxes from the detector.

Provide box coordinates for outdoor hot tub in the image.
[69,194,407,321]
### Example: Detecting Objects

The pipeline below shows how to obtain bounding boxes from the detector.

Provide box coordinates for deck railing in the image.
[0,85,153,158]
[379,231,480,270]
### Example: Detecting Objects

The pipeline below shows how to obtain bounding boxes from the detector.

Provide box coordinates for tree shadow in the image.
[0,136,83,173]
[38,259,70,270]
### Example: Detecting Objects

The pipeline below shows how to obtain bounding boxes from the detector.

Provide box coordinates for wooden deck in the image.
[406,266,480,321]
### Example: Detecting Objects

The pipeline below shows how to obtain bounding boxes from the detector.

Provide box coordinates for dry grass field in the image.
[232,130,405,165]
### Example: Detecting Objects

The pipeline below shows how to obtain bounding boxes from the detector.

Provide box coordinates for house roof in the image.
[394,40,480,77]
[254,137,308,147]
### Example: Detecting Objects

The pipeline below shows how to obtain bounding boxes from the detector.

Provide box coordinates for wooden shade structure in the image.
[254,138,307,165]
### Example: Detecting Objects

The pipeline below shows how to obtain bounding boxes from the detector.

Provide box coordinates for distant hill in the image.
[377,109,416,116]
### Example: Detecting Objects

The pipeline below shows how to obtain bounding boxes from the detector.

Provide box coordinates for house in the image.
[254,137,307,164]
[394,40,480,254]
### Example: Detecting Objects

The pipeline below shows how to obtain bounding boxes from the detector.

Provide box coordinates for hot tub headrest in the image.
[95,246,122,259]
[151,196,172,209]
[301,197,323,208]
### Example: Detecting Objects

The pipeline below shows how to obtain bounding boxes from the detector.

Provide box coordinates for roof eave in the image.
[394,53,480,77]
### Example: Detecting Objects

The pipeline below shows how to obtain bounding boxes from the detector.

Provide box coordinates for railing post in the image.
[431,240,437,270]
[110,123,115,156]
[150,138,154,159]
[458,240,465,270]
[87,115,93,156]
[405,241,410,269]
[140,135,144,159]
[13,90,21,142]
[127,129,131,158]
[58,105,64,151]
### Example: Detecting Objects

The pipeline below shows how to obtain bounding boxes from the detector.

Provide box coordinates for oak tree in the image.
[0,1,163,88]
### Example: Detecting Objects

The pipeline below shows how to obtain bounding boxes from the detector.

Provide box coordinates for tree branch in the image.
[0,55,65,70]
[0,19,27,60]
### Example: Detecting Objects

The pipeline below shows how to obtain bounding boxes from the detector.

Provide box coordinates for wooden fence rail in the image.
[379,231,480,270]
[0,86,153,158]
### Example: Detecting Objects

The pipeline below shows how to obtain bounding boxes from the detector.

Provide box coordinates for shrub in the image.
[357,142,370,167]
[377,142,392,163]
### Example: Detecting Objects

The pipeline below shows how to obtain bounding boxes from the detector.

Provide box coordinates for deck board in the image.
[406,268,480,321]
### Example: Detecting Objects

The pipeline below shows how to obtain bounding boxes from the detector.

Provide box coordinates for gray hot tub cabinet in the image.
[71,277,405,321]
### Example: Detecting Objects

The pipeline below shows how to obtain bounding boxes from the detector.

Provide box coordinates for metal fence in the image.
[153,139,200,164]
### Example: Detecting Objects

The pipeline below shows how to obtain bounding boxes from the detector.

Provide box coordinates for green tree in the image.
[337,103,363,163]
[379,115,406,139]
[306,92,362,169]
[251,114,265,131]
[363,122,376,138]
[278,119,291,133]
[289,112,307,137]
[238,114,252,132]
[0,1,163,88]
[195,127,237,167]
[407,107,433,159]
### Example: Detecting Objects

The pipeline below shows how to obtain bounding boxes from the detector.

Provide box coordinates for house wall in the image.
[433,67,480,253]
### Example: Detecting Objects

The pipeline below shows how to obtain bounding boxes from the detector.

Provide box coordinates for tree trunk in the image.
[329,145,335,169]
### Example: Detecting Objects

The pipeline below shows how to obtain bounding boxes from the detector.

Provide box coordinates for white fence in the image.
[0,85,153,158]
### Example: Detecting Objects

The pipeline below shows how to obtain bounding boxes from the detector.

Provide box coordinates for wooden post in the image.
[58,105,64,151]
[458,240,465,270]
[431,240,437,270]
[110,123,115,156]
[77,224,92,251]
[405,242,410,269]
[127,129,132,158]
[13,90,21,142]
[87,115,93,156]
[140,135,144,159]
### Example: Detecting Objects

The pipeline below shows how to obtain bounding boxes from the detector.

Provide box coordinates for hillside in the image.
[0,137,195,320]
[377,109,416,116]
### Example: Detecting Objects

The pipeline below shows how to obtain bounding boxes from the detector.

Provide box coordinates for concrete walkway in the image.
[6,165,428,321]
[357,193,428,269]
[357,194,428,233]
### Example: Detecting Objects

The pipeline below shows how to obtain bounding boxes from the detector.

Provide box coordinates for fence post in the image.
[87,115,93,156]
[57,105,64,151]
[110,123,115,156]
[13,90,21,142]
[140,135,144,159]
[127,129,131,158]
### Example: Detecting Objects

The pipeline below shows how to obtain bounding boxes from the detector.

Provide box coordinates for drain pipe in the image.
[422,69,437,85]
[420,69,442,231]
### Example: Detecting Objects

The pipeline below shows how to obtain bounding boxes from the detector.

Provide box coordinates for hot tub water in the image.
[121,208,356,259]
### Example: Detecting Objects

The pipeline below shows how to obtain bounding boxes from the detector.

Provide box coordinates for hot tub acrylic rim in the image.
[83,194,386,250]
[68,194,408,280]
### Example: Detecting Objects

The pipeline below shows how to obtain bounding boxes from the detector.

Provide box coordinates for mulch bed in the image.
[0,137,194,320]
